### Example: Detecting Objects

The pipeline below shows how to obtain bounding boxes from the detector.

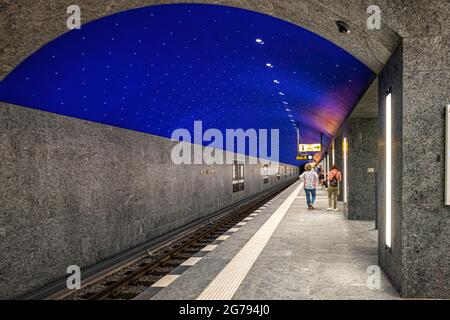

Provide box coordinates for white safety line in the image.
[196,182,303,300]
[152,275,179,287]
[181,257,202,267]
[201,245,218,252]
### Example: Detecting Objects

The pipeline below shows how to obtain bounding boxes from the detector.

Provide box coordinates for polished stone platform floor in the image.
[150,181,399,300]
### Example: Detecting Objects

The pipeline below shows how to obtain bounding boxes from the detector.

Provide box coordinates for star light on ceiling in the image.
[0,3,374,165]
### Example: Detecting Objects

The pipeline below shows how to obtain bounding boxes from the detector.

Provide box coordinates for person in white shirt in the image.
[299,163,319,210]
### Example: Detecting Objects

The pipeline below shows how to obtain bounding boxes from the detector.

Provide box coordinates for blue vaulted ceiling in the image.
[0,4,374,166]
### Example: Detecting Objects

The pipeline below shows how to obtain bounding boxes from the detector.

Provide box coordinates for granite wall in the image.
[0,103,298,299]
[380,33,450,297]
[333,132,344,202]
[400,34,450,297]
[378,43,404,294]
[343,118,378,220]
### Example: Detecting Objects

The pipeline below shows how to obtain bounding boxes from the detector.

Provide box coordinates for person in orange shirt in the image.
[326,165,342,211]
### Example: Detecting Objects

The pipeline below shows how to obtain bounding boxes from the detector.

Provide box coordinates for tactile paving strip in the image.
[196,183,303,300]
[133,206,267,300]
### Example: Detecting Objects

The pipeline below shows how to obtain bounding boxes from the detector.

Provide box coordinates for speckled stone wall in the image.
[400,33,450,297]
[380,33,450,298]
[378,42,404,295]
[343,118,378,220]
[333,132,344,202]
[0,103,298,299]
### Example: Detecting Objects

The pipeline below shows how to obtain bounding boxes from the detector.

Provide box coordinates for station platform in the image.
[136,181,399,300]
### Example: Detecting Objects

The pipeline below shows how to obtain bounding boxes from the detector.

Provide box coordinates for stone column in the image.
[333,131,345,202]
[343,118,378,220]
[379,34,450,298]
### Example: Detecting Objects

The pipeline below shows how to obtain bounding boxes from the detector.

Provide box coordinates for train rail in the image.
[52,181,295,300]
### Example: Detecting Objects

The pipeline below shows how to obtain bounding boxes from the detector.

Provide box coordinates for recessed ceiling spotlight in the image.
[282,101,288,105]
[266,63,273,68]
[256,38,264,44]
[286,108,291,111]
[336,20,351,34]
[279,92,285,96]
[273,80,280,84]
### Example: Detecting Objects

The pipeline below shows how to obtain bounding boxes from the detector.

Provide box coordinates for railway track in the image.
[60,181,295,300]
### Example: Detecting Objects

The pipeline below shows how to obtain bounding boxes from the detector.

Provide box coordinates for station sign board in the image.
[296,154,313,161]
[298,144,321,153]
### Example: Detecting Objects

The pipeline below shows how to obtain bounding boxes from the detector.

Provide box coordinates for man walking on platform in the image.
[326,165,342,211]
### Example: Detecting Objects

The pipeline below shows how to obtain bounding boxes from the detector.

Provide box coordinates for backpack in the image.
[330,172,339,187]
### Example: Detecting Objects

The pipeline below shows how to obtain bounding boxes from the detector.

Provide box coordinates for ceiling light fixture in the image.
[336,20,351,34]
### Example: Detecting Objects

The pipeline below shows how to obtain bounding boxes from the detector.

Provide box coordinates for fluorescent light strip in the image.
[386,93,392,248]
[332,139,335,165]
[326,153,330,177]
[343,137,348,203]
[446,105,450,205]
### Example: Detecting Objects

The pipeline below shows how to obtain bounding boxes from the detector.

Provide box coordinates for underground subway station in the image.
[0,0,450,311]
